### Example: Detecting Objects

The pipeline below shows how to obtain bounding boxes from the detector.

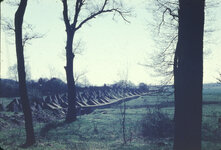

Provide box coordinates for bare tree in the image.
[24,62,31,81]
[118,66,131,144]
[14,0,35,147]
[173,0,205,149]
[2,5,42,83]
[2,18,43,47]
[119,99,127,144]
[144,0,219,85]
[141,0,179,85]
[75,70,87,84]
[81,76,90,87]
[145,1,214,149]
[8,63,32,81]
[61,0,131,123]
[8,64,18,81]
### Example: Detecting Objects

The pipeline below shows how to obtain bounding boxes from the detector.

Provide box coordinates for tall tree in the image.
[14,0,35,146]
[61,0,130,123]
[173,0,205,150]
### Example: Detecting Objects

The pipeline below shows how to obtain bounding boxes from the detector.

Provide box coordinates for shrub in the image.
[0,79,19,97]
[141,110,174,139]
[202,121,221,141]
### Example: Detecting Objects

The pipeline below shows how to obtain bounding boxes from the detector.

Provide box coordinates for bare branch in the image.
[71,0,85,29]
[161,35,178,55]
[75,0,130,31]
[156,0,178,18]
[217,78,221,83]
[166,7,178,19]
[2,18,15,34]
[2,18,44,46]
[156,0,178,33]
[75,70,88,83]
[5,0,20,6]
[158,8,167,33]
[141,0,179,84]
[22,33,44,47]
[73,39,84,55]
[62,0,71,30]
[217,72,221,83]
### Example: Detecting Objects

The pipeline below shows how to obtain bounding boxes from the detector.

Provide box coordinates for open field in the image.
[0,85,221,150]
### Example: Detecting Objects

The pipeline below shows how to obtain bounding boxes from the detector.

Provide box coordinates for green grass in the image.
[0,86,221,149]
[0,104,174,150]
[203,85,221,101]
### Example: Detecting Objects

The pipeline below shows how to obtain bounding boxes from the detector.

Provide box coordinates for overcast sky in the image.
[1,0,221,86]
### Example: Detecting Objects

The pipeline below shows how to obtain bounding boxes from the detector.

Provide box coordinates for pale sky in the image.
[1,0,221,86]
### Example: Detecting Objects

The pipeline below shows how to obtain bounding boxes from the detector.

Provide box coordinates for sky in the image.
[1,0,221,86]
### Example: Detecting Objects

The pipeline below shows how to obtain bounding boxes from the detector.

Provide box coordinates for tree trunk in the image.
[65,30,77,123]
[14,0,35,146]
[173,0,205,150]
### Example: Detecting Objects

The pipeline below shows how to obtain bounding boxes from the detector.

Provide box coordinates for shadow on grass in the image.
[40,121,66,137]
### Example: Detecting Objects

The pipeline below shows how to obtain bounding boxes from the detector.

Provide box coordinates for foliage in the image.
[0,79,19,97]
[112,80,136,89]
[141,110,174,139]
[202,117,221,142]
[0,78,67,97]
[36,78,67,95]
[138,83,149,91]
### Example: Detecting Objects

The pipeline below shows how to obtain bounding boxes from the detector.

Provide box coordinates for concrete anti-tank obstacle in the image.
[5,86,150,114]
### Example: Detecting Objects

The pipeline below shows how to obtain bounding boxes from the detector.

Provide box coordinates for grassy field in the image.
[0,85,221,150]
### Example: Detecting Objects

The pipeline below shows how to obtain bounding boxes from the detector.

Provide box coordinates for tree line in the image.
[0,78,67,97]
